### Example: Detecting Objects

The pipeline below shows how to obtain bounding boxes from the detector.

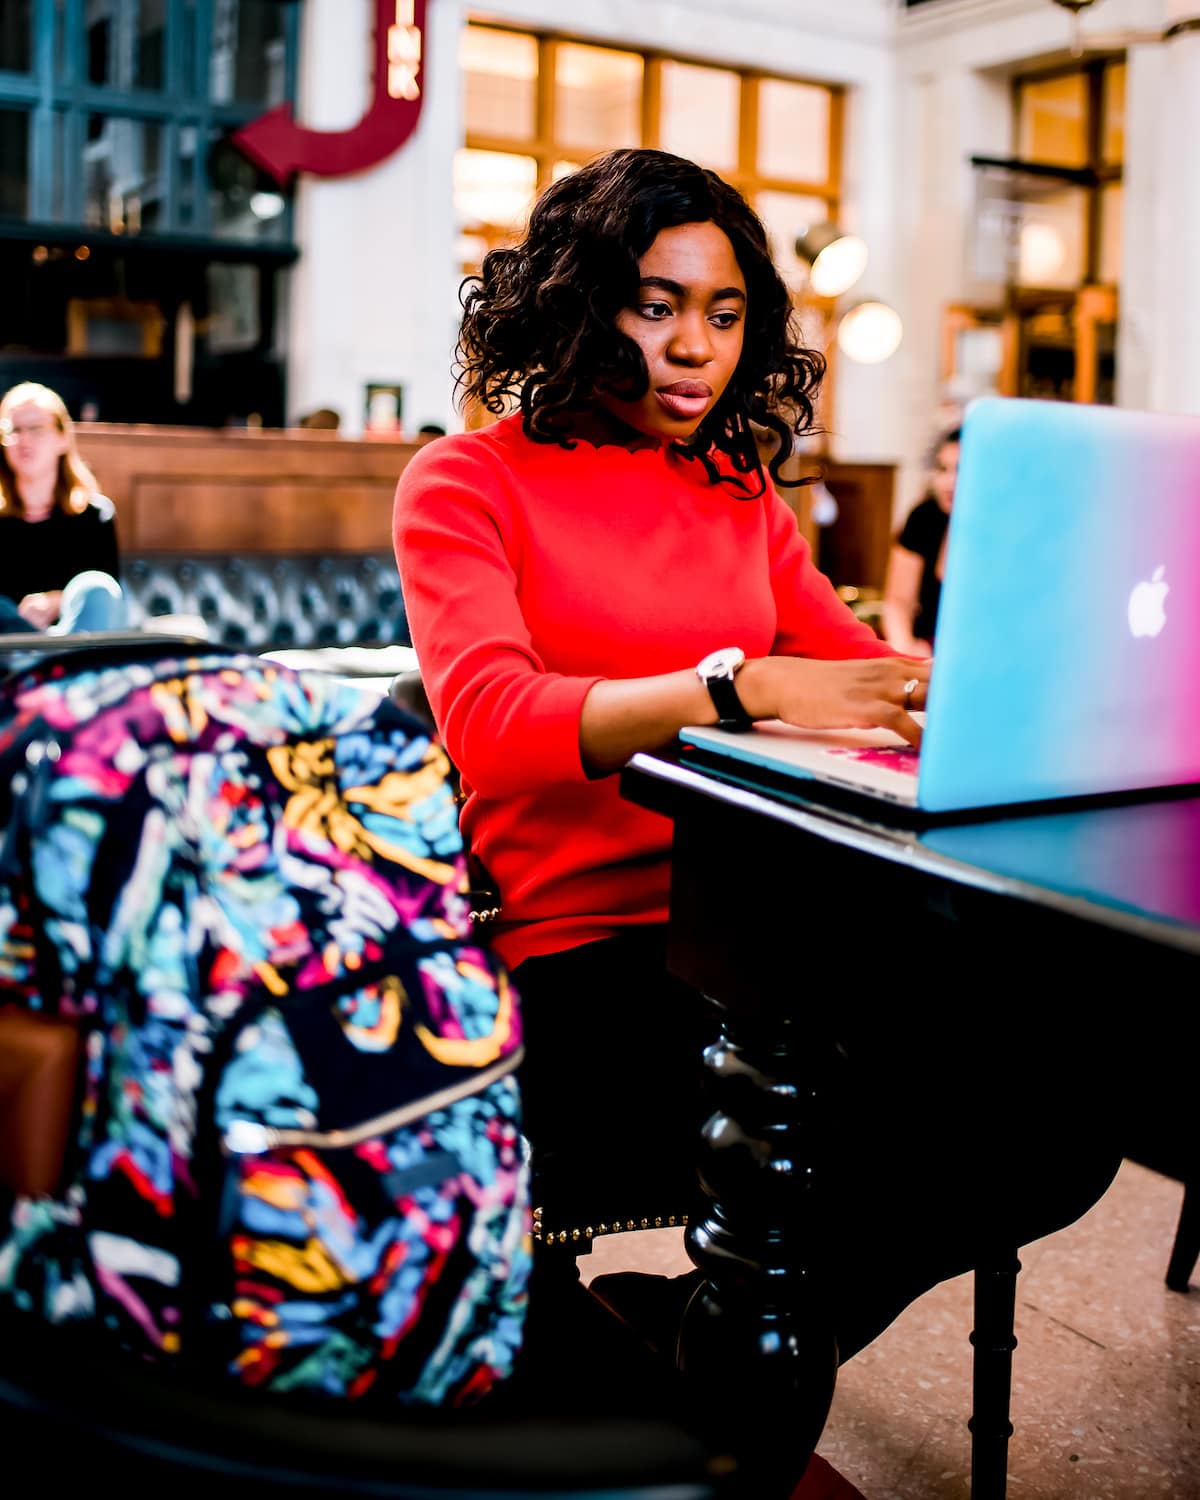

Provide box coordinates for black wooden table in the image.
[620,748,1200,1499]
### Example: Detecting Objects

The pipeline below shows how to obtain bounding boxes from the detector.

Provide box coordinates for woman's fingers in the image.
[769,655,933,742]
[881,702,924,749]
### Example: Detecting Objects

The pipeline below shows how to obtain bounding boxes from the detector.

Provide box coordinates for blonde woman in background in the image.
[0,382,126,635]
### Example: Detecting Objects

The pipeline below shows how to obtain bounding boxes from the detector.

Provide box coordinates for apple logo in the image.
[1127,565,1169,639]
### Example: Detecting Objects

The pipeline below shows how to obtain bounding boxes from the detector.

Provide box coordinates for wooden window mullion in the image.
[642,55,662,150]
[826,86,845,227]
[536,35,557,188]
[738,71,759,196]
[754,172,838,200]
[1083,61,1105,285]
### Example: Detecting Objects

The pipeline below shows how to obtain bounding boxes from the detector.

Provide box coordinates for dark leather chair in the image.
[0,1266,741,1499]
[121,552,408,650]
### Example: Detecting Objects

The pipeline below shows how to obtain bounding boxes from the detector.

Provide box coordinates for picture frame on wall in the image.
[365,382,404,434]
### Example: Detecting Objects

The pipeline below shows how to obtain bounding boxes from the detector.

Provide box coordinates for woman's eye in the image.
[710,311,741,330]
[638,301,672,320]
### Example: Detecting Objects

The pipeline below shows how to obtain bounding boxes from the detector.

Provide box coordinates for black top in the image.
[0,496,119,604]
[895,495,949,643]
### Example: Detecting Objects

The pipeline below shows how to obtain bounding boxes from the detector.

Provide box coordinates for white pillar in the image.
[287,0,463,435]
[890,61,1008,520]
[1116,43,1164,411]
[1150,10,1200,412]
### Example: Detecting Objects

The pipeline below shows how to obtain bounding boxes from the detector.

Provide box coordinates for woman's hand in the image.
[737,654,932,748]
[17,590,62,629]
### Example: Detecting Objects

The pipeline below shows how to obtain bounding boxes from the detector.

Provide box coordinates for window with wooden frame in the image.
[1013,57,1124,290]
[948,56,1124,406]
[456,22,844,422]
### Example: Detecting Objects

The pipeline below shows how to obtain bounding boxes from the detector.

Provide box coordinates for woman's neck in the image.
[17,476,56,522]
[564,406,670,452]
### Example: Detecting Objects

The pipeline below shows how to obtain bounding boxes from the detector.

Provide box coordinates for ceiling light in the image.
[837,300,903,364]
[794,223,869,298]
[250,191,286,220]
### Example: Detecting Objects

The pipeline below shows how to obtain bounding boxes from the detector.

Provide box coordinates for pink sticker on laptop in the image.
[825,745,921,776]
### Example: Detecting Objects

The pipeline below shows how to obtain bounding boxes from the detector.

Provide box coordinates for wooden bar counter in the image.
[75,422,895,592]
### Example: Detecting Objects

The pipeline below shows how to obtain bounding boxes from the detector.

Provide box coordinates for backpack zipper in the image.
[221,1044,524,1156]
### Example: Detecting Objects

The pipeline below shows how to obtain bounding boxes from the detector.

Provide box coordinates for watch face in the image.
[697,646,745,680]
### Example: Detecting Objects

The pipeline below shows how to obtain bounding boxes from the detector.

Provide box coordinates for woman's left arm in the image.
[94,495,119,577]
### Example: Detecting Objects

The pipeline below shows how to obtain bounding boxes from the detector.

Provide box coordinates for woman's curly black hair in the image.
[456,147,825,492]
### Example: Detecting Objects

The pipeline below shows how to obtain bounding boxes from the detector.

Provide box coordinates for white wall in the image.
[288,0,464,434]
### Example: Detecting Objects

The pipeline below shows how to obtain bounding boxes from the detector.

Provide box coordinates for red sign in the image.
[234,0,427,183]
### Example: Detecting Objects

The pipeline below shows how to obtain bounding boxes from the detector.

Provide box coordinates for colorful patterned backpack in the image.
[0,648,530,1406]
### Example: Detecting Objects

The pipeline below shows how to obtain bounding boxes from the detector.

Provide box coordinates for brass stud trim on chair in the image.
[531,1209,689,1244]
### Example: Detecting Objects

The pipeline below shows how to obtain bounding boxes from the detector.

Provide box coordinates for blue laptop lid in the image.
[917,397,1200,811]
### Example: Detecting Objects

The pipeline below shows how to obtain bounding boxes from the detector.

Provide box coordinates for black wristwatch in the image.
[696,646,753,732]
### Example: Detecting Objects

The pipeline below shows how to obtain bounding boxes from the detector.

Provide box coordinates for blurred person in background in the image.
[0,381,127,635]
[880,426,960,656]
[297,407,342,431]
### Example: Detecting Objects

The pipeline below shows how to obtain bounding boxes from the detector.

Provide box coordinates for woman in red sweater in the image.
[394,148,1117,1362]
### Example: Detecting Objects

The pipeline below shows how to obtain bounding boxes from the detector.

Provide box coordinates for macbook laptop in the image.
[681,396,1200,818]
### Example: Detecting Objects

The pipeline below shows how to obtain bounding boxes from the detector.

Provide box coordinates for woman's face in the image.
[1,400,67,486]
[931,439,960,512]
[599,219,747,443]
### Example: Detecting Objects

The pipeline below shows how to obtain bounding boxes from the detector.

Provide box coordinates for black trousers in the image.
[511,925,1122,1362]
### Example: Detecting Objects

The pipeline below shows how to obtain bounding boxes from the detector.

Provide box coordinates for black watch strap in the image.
[704,670,753,732]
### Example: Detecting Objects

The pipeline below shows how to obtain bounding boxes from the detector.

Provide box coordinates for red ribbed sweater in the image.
[392,414,891,970]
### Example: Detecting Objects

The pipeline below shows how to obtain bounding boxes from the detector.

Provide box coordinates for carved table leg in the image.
[676,1003,842,1498]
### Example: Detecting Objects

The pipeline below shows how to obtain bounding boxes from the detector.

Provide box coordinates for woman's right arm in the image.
[395,444,931,792]
[578,651,930,773]
[576,482,932,772]
[394,442,606,799]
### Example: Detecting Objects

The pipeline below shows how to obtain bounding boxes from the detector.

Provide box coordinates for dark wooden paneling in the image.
[75,423,893,582]
[815,462,895,592]
[77,424,419,554]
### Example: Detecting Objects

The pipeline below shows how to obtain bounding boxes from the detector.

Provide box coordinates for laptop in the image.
[681,396,1200,818]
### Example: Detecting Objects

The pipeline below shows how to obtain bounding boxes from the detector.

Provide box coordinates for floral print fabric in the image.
[0,651,530,1404]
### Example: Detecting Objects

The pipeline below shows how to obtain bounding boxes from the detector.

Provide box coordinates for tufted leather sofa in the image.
[120,552,410,652]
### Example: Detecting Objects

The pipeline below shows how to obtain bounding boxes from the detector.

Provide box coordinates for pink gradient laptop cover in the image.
[682,398,1200,814]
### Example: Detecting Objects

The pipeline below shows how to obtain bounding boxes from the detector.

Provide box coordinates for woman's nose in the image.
[667,316,713,364]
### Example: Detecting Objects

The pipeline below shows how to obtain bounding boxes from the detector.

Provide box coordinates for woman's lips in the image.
[655,382,712,421]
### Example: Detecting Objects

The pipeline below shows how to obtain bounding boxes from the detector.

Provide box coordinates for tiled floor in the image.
[582,1158,1199,1499]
